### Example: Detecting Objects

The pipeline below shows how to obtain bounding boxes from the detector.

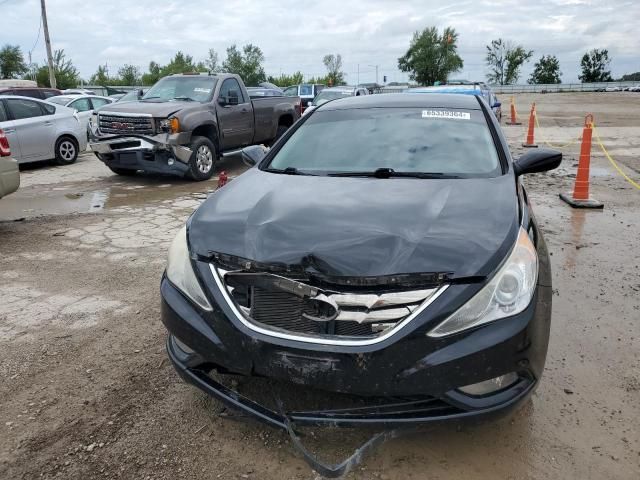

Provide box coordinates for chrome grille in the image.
[98,113,154,135]
[215,267,444,342]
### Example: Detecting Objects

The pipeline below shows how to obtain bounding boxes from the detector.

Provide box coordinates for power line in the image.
[29,15,43,58]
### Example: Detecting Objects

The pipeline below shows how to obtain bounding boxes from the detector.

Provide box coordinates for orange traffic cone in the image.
[522,103,538,147]
[506,97,521,125]
[559,114,603,209]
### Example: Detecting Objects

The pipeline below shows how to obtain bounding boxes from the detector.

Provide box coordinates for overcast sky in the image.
[2,0,639,84]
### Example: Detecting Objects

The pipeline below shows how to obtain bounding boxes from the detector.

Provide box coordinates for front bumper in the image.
[89,127,193,175]
[161,262,552,428]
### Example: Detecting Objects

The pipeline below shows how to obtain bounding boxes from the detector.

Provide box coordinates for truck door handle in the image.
[241,108,249,113]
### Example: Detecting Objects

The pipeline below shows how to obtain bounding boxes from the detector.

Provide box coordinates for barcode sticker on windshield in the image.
[194,88,211,93]
[422,110,470,120]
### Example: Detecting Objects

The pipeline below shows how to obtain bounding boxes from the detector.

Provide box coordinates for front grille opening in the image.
[98,114,154,135]
[221,268,439,340]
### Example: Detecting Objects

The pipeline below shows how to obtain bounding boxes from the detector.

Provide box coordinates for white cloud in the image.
[1,0,638,83]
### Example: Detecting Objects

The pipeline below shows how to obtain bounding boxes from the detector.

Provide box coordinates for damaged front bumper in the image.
[160,261,552,428]
[89,125,193,175]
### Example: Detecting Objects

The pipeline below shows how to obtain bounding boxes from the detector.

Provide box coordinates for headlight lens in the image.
[166,226,212,311]
[159,117,180,133]
[428,227,537,337]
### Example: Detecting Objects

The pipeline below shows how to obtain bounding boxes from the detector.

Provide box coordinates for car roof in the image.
[321,86,356,93]
[317,92,481,110]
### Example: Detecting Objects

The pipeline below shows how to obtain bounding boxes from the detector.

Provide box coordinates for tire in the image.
[271,125,289,145]
[108,166,137,176]
[54,136,79,165]
[186,136,217,181]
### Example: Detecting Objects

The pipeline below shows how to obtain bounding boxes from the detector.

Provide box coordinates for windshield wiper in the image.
[266,167,318,176]
[172,96,195,101]
[328,168,459,179]
[141,96,162,101]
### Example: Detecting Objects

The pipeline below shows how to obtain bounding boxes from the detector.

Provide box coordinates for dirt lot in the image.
[1,92,639,479]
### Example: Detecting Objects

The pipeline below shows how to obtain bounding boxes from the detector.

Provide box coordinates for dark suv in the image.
[0,87,62,100]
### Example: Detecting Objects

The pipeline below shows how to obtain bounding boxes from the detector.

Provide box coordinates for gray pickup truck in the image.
[89,73,301,180]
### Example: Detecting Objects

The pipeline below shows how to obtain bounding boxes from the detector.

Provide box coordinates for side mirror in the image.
[492,101,502,108]
[136,89,144,99]
[241,145,268,166]
[513,148,562,176]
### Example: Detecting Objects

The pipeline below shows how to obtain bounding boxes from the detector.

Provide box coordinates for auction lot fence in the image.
[485,82,637,94]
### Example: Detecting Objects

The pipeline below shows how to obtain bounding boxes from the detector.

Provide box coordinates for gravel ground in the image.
[0,92,638,479]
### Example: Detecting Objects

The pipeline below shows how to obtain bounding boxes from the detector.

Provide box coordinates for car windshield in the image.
[312,90,353,106]
[142,76,217,102]
[267,107,501,177]
[48,96,72,106]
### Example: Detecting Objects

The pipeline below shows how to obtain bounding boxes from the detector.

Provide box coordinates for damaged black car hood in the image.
[188,169,520,279]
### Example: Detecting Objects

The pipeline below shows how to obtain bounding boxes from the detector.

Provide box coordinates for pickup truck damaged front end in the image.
[88,111,193,174]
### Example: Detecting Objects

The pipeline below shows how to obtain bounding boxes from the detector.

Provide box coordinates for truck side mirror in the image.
[241,145,268,166]
[492,101,501,108]
[513,148,562,176]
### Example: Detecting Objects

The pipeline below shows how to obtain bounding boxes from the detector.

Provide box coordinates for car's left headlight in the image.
[428,227,538,337]
[159,117,179,133]
[166,226,212,311]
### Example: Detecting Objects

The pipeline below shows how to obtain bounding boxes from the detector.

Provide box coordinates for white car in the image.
[629,84,640,92]
[605,85,621,92]
[62,88,96,95]
[0,96,87,164]
[302,86,369,116]
[47,94,114,132]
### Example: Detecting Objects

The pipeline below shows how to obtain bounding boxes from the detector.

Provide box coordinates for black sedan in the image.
[161,94,560,432]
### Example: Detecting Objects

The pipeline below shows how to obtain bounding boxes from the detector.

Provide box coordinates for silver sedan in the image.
[47,94,114,132]
[0,95,88,165]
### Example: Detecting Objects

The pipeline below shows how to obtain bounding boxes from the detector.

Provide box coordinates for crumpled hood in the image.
[188,169,520,279]
[98,100,193,118]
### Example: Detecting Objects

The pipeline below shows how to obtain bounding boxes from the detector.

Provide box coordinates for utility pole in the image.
[40,0,56,88]
[357,64,360,86]
[369,65,379,84]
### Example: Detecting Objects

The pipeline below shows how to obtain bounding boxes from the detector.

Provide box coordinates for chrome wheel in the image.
[196,145,213,174]
[59,140,76,161]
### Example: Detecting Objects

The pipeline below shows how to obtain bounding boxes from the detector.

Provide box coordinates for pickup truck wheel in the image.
[186,136,217,181]
[54,136,79,165]
[270,125,289,146]
[108,166,137,176]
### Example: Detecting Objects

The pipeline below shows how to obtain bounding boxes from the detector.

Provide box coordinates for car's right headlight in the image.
[166,226,212,311]
[428,227,538,337]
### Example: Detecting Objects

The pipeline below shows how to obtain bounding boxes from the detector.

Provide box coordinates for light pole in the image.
[40,0,56,88]
[368,64,379,84]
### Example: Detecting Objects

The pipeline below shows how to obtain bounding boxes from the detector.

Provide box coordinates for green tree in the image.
[118,64,141,85]
[159,51,198,77]
[528,55,562,84]
[397,27,463,86]
[619,72,640,81]
[142,61,161,85]
[322,54,345,86]
[222,44,266,86]
[204,48,220,73]
[579,49,613,82]
[266,71,304,87]
[35,49,79,89]
[89,65,111,85]
[0,44,28,79]
[486,39,533,85]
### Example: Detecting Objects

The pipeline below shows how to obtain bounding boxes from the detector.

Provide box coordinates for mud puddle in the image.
[0,178,222,221]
